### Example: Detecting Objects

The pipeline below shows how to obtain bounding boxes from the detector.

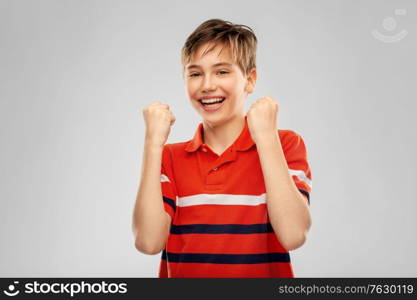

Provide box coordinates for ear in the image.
[245,68,257,94]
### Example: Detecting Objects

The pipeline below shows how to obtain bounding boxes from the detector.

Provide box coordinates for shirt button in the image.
[212,167,218,171]
[202,147,207,152]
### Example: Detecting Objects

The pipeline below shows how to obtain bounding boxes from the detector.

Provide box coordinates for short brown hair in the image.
[181,19,257,77]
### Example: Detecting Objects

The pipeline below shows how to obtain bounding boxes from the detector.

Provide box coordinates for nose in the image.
[201,74,216,93]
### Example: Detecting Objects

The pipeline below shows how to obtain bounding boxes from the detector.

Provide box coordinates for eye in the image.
[189,73,200,77]
[217,70,229,75]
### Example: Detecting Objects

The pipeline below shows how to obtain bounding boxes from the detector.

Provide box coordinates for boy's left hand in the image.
[247,96,280,144]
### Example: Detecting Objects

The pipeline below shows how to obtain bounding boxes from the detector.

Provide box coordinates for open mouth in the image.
[198,97,226,106]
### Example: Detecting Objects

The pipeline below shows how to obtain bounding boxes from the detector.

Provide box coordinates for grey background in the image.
[1,0,416,277]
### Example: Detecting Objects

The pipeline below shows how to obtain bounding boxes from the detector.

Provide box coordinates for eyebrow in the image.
[186,62,233,70]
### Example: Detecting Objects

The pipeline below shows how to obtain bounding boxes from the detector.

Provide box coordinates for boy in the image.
[132,19,312,278]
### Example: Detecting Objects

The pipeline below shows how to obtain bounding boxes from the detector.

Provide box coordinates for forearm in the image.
[132,141,170,254]
[256,132,311,251]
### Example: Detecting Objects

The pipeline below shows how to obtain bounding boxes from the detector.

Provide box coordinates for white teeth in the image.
[200,97,225,104]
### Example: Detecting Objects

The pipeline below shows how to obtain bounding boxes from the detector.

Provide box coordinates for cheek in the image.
[186,81,199,96]
[225,78,244,92]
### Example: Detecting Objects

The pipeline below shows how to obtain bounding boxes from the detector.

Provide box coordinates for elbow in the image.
[279,218,312,252]
[282,234,307,251]
[132,211,171,255]
[283,212,312,251]
[280,224,311,251]
[134,236,165,255]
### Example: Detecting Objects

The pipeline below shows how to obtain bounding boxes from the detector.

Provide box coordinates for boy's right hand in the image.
[143,101,176,147]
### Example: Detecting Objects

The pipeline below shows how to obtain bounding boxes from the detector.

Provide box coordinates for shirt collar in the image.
[185,115,255,153]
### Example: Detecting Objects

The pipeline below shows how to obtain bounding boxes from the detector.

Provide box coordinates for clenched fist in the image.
[143,101,176,147]
[247,96,280,144]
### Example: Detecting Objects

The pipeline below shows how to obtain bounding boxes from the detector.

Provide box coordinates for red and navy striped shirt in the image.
[159,115,312,277]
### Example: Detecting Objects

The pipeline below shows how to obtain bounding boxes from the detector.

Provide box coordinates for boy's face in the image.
[184,42,256,125]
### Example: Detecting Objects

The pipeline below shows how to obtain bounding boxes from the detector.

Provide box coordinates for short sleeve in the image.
[161,144,178,221]
[282,131,313,205]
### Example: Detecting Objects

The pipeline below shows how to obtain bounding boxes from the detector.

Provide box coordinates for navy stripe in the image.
[161,250,290,264]
[163,196,176,212]
[170,223,274,234]
[298,189,310,203]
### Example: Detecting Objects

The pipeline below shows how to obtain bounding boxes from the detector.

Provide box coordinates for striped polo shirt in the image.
[158,115,312,278]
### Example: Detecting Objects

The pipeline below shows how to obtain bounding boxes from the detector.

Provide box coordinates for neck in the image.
[202,113,246,153]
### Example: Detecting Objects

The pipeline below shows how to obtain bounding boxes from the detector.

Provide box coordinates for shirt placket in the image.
[199,144,237,191]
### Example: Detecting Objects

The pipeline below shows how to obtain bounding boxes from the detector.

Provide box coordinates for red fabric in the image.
[159,115,312,277]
